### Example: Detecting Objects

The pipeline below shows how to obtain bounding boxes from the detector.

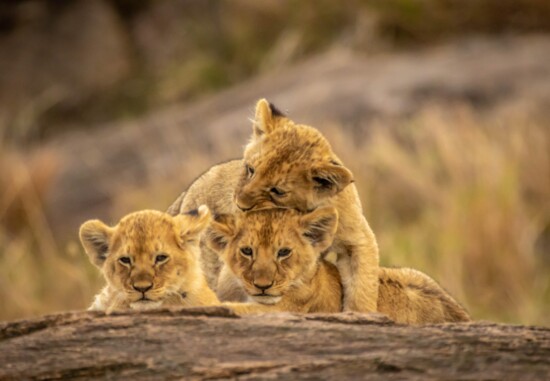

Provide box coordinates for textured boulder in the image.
[0,308,548,380]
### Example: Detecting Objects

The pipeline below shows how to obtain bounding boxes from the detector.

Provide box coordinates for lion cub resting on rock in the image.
[79,206,220,312]
[168,98,380,314]
[207,207,470,324]
[79,207,286,315]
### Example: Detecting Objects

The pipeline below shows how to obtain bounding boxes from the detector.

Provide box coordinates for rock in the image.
[0,308,548,380]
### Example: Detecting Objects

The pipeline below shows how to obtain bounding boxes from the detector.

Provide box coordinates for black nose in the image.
[133,284,152,293]
[254,282,274,291]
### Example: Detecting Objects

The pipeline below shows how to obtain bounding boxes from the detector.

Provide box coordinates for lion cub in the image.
[207,208,470,324]
[169,98,379,314]
[79,206,219,312]
[207,207,342,313]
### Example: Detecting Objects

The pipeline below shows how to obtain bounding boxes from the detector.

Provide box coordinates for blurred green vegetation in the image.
[372,0,550,43]
[2,0,550,141]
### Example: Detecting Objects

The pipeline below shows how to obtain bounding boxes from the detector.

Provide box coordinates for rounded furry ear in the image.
[175,205,211,243]
[299,207,338,252]
[79,220,114,268]
[204,214,237,253]
[311,163,354,197]
[252,98,286,139]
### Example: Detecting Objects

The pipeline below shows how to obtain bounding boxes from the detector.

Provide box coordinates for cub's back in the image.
[377,267,470,324]
[168,159,243,216]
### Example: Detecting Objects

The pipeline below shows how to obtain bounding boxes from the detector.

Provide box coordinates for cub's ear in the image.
[311,163,353,197]
[204,214,237,253]
[79,220,114,268]
[299,207,338,252]
[175,205,211,244]
[252,98,286,139]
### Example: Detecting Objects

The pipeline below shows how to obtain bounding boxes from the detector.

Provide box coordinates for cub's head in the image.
[235,99,353,212]
[206,207,338,305]
[79,207,210,310]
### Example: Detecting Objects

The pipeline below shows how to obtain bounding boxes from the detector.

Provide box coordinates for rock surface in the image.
[0,308,549,380]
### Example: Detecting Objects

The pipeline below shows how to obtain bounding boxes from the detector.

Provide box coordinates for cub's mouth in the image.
[130,298,162,310]
[235,197,284,212]
[129,292,157,303]
[249,294,282,305]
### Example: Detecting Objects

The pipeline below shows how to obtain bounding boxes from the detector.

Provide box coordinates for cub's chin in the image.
[130,300,163,311]
[249,295,282,305]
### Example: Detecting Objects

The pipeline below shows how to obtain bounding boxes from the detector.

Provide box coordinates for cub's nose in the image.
[236,204,253,212]
[253,281,274,291]
[133,282,153,293]
[234,193,254,212]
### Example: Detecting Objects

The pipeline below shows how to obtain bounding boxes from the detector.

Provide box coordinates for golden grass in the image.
[0,149,101,320]
[325,106,550,325]
[1,105,548,325]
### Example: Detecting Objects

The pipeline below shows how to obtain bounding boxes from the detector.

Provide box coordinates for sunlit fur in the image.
[208,208,470,323]
[207,207,342,313]
[168,98,380,313]
[236,124,345,212]
[377,267,471,324]
[79,207,219,312]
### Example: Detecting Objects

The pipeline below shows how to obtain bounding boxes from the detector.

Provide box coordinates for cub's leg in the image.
[333,188,380,313]
[223,294,316,314]
[216,264,248,302]
[198,241,225,292]
[222,302,285,315]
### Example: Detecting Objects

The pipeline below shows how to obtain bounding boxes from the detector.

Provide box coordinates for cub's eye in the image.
[313,176,333,189]
[155,254,169,264]
[240,247,253,257]
[270,187,286,196]
[245,164,255,178]
[118,256,131,265]
[277,248,292,259]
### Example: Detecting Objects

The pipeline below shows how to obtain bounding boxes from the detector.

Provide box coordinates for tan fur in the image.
[206,207,343,313]
[207,208,470,324]
[169,99,379,313]
[377,267,470,324]
[79,207,219,312]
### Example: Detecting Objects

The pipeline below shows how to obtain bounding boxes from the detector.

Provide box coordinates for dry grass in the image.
[1,105,549,325]
[0,148,101,320]
[326,106,550,324]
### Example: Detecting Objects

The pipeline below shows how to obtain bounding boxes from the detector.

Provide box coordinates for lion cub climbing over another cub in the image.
[207,208,470,324]
[79,207,220,312]
[168,98,379,314]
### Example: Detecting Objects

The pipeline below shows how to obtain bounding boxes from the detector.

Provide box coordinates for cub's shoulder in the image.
[168,159,243,215]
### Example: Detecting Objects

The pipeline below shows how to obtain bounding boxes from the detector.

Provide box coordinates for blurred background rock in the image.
[0,0,548,325]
